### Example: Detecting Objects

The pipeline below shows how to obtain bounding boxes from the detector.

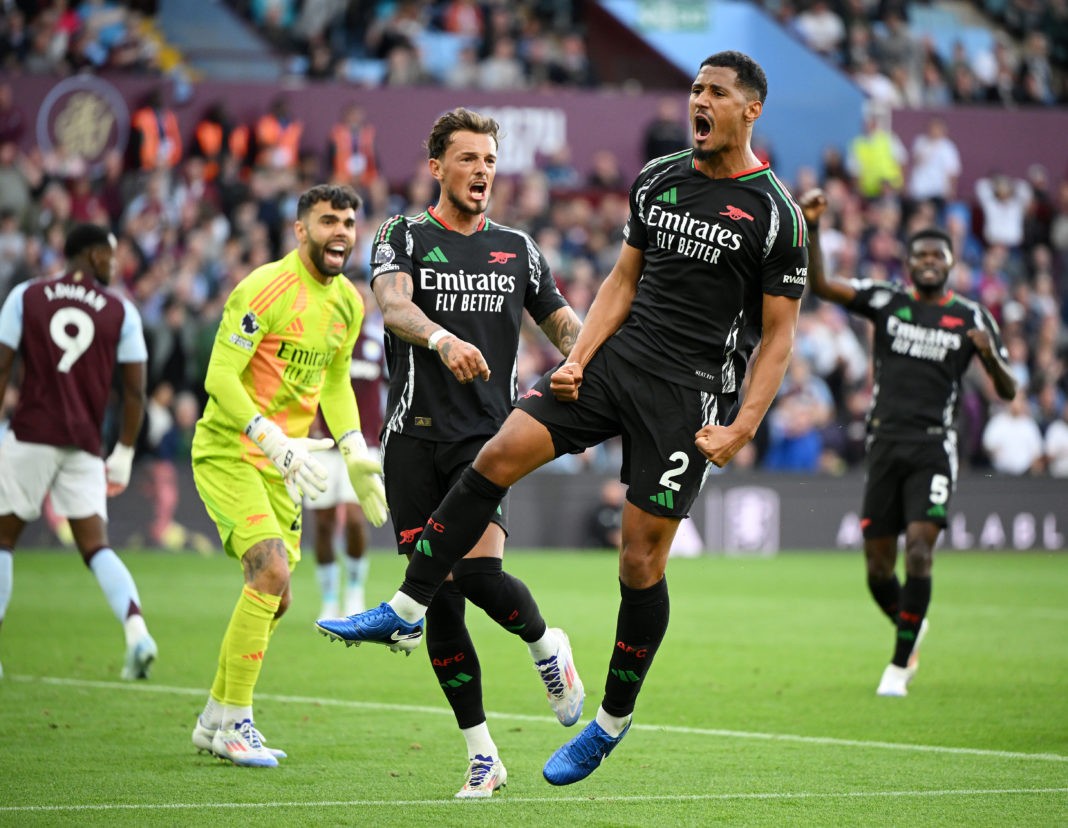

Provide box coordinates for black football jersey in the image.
[604,151,809,393]
[370,208,567,442]
[848,280,1008,442]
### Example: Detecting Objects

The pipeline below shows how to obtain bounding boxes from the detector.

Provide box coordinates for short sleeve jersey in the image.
[605,151,808,393]
[847,280,1008,442]
[370,208,567,442]
[193,249,364,461]
[0,270,146,455]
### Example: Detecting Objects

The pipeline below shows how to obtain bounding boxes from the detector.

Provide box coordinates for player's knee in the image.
[452,557,503,605]
[903,540,933,574]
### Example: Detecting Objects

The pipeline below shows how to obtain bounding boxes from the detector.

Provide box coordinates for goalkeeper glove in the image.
[338,430,388,527]
[105,442,135,496]
[245,413,333,504]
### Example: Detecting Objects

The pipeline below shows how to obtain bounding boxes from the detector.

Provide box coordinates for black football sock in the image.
[452,557,548,644]
[892,575,931,667]
[601,577,670,719]
[400,467,509,606]
[425,580,485,730]
[867,573,901,623]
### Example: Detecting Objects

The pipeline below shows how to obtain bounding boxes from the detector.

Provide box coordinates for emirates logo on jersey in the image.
[719,205,754,221]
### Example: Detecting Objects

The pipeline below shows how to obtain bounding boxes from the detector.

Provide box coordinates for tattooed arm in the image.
[371,269,490,384]
[538,306,583,358]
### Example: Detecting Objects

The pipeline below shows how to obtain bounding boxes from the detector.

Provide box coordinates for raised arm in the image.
[372,269,490,384]
[799,188,857,306]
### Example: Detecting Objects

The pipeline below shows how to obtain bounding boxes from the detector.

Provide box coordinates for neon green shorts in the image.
[192,456,303,567]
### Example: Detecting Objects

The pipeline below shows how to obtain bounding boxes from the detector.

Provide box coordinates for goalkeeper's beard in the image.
[307,238,351,277]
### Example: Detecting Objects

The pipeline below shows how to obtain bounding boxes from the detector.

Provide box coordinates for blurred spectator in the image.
[1045,401,1068,477]
[642,96,689,162]
[853,56,903,109]
[540,146,581,191]
[327,103,379,190]
[975,172,1032,251]
[366,0,425,60]
[440,0,484,38]
[0,81,25,145]
[794,0,846,61]
[0,141,32,225]
[906,116,960,219]
[127,88,183,174]
[383,42,431,86]
[550,33,597,87]
[1015,31,1057,105]
[252,96,303,172]
[443,42,480,88]
[763,354,835,472]
[586,149,625,192]
[0,209,25,299]
[982,391,1045,474]
[477,36,526,90]
[847,108,906,200]
[293,0,346,49]
[1023,164,1055,250]
[190,102,249,183]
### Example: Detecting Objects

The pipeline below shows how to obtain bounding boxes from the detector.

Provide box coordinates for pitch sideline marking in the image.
[11,674,1068,764]
[1,788,1066,813]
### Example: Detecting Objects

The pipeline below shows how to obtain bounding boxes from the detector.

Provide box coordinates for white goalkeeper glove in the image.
[338,430,388,527]
[245,413,333,504]
[105,442,135,496]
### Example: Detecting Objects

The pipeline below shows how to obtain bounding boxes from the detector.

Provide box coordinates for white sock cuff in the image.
[390,591,427,623]
[595,706,632,738]
[527,627,558,662]
[460,721,497,760]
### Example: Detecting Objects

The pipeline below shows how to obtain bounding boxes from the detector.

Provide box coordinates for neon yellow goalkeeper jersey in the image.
[193,249,365,466]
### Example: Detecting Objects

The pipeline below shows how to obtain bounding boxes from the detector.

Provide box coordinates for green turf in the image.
[0,548,1065,826]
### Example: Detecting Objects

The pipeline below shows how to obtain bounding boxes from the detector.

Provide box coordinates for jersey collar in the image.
[908,287,955,305]
[689,157,769,179]
[426,205,486,233]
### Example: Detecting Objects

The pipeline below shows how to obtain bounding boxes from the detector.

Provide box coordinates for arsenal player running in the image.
[801,188,1015,697]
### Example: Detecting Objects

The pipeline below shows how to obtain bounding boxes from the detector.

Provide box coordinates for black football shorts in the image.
[860,437,956,537]
[517,346,736,519]
[380,430,509,555]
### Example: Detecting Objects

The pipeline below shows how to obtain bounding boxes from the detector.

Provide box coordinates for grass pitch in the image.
[0,548,1065,826]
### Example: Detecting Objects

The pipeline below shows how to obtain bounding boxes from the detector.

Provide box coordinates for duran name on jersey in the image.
[848,279,1009,442]
[604,150,809,394]
[371,209,567,442]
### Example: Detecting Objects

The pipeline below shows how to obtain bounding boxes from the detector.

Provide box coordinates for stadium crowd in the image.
[0,0,1066,488]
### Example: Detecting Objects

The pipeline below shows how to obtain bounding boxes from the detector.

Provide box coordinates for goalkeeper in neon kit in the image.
[190,184,387,767]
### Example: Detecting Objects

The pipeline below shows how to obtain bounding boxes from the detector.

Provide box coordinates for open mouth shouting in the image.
[693,112,712,144]
[470,178,489,204]
[322,239,350,272]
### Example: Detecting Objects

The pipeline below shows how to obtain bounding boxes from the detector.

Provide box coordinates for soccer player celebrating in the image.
[800,189,1016,696]
[318,108,585,798]
[319,52,808,785]
[190,184,386,767]
[0,224,156,681]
